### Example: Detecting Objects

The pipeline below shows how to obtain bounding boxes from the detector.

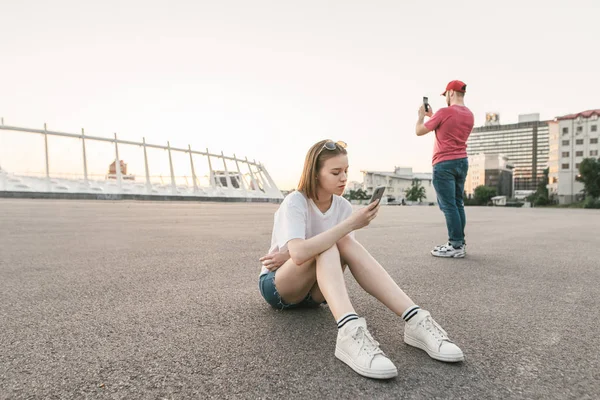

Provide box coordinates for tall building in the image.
[548,109,600,204]
[465,153,513,197]
[468,113,549,192]
[361,167,437,204]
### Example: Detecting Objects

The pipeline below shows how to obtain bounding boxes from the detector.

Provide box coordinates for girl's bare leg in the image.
[337,235,415,315]
[274,244,354,320]
[314,244,355,320]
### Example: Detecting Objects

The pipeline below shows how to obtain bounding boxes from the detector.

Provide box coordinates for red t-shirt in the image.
[424,105,474,165]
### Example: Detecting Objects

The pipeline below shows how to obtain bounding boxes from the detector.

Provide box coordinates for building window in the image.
[576,151,584,157]
[591,138,599,144]
[561,164,570,170]
[562,140,570,146]
[576,163,581,169]
[562,151,570,157]
[592,150,599,157]
[592,125,598,132]
[576,126,583,134]
[576,139,584,145]
[562,127,569,135]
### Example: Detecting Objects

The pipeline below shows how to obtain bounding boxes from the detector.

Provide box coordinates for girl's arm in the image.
[287,201,380,265]
[259,250,291,271]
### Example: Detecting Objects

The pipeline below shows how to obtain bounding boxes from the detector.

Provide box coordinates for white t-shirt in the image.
[260,191,354,276]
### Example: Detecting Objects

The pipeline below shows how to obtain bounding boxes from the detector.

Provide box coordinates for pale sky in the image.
[1,0,599,189]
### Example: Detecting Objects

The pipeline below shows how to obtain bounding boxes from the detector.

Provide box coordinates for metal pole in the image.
[259,162,279,194]
[221,151,234,190]
[257,163,273,190]
[570,119,574,204]
[233,154,247,193]
[189,145,198,193]
[143,137,151,193]
[44,123,50,180]
[114,133,122,190]
[81,128,88,183]
[207,148,216,188]
[245,156,260,191]
[254,162,269,191]
[0,119,4,190]
[167,141,176,194]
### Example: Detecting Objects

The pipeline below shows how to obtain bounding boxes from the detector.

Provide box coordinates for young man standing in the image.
[415,80,474,258]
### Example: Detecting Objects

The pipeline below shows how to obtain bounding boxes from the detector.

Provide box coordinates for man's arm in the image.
[415,104,434,136]
[416,116,431,136]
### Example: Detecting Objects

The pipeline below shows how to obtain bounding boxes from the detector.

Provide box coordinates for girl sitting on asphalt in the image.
[258,139,463,379]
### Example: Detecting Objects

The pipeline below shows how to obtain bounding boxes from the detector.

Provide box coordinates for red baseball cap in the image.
[441,80,467,96]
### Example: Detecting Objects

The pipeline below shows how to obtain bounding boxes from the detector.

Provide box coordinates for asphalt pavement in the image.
[1,199,598,399]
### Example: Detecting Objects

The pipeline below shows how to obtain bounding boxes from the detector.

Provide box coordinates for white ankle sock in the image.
[402,305,420,322]
[337,312,359,329]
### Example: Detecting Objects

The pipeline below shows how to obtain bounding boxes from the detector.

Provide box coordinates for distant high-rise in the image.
[468,114,549,192]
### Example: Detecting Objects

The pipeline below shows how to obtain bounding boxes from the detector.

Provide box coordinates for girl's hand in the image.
[259,251,291,271]
[347,200,380,230]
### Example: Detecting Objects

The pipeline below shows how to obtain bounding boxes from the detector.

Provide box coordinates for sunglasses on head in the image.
[321,140,347,152]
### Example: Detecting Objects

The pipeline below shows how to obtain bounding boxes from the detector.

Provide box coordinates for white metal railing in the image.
[0,118,283,200]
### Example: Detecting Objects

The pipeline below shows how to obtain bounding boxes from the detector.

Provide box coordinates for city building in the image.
[548,109,600,204]
[547,120,560,200]
[465,153,513,197]
[468,113,549,192]
[361,167,437,204]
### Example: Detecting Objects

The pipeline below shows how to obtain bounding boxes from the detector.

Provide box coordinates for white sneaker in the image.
[335,318,398,379]
[434,242,466,251]
[431,243,465,258]
[404,310,464,362]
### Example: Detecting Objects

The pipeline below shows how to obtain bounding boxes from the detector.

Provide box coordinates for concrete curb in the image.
[0,191,283,203]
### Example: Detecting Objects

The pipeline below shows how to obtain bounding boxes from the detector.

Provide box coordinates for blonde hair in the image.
[297,140,348,201]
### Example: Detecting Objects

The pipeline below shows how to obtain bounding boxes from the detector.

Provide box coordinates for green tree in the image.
[355,189,370,200]
[343,188,370,201]
[528,168,550,206]
[576,158,600,199]
[405,179,427,202]
[473,185,496,205]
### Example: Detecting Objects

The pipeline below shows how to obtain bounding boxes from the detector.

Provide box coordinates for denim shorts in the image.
[258,270,326,310]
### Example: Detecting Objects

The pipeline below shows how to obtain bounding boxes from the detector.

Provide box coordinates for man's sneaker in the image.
[434,242,467,251]
[335,318,398,379]
[404,310,464,362]
[431,243,465,258]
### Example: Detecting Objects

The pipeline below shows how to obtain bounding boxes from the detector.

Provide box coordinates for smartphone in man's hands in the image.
[423,96,429,112]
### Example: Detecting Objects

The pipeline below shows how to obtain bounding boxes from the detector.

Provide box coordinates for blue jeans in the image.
[432,158,469,248]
